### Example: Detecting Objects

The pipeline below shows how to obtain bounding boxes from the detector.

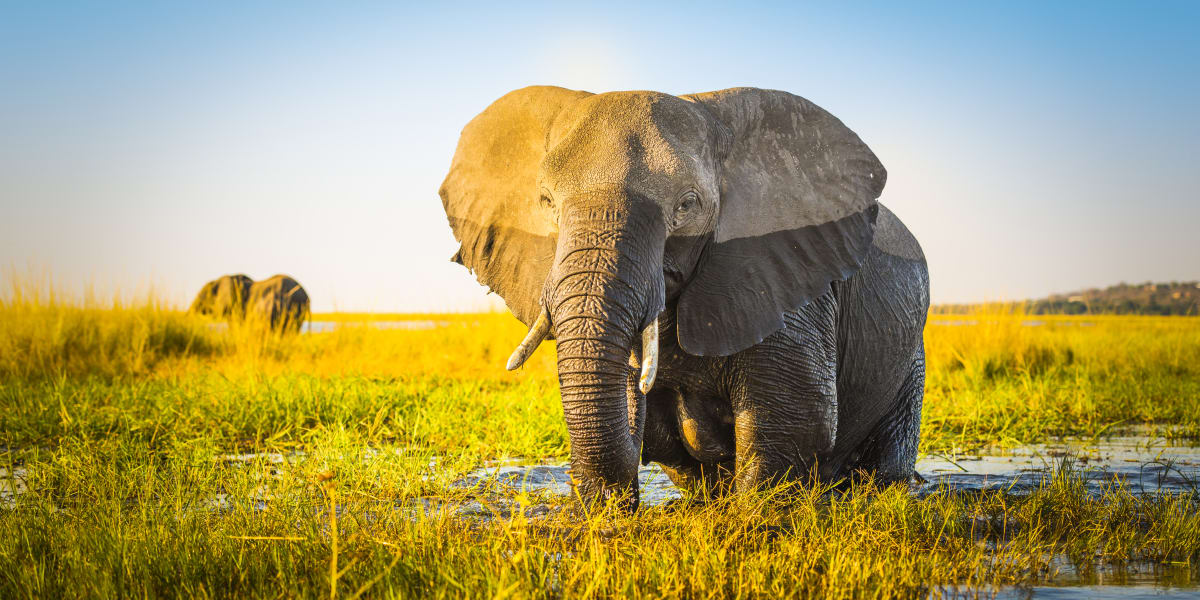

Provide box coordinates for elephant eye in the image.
[674,191,699,219]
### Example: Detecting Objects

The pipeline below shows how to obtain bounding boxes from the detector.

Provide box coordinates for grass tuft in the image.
[2,278,1199,596]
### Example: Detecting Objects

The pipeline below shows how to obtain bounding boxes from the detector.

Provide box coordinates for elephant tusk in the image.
[638,318,659,394]
[506,307,551,370]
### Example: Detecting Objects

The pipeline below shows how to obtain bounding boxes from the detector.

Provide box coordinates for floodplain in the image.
[2,284,1199,598]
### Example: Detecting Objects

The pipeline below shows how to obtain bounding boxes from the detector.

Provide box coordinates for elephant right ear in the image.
[189,280,218,313]
[439,86,593,327]
[676,88,886,356]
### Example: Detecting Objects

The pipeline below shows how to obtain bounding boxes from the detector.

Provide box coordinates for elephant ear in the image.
[677,88,886,356]
[439,86,593,326]
[189,280,219,313]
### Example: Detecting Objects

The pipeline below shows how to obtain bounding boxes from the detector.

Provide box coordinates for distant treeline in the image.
[934,281,1200,316]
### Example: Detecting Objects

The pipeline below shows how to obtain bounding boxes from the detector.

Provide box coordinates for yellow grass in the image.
[3,279,1200,597]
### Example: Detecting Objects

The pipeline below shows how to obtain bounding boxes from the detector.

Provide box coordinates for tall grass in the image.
[0,278,219,379]
[2,279,1200,596]
[2,281,1199,452]
[924,307,1200,449]
[3,442,1198,598]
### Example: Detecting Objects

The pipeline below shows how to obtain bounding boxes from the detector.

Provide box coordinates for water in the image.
[204,320,451,334]
[303,320,449,333]
[441,437,1200,598]
[6,436,1199,510]
[915,436,1199,496]
[942,584,1200,599]
[0,466,26,509]
[453,461,683,506]
[6,437,1199,596]
[451,436,1199,505]
[927,320,1097,328]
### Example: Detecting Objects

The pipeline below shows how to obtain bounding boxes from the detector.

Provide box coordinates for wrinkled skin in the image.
[440,86,929,509]
[190,274,310,333]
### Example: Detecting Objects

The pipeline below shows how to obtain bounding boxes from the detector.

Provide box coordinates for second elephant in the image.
[190,274,310,333]
[246,275,310,333]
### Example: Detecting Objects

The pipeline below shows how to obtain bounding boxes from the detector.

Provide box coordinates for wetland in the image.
[1,294,1199,598]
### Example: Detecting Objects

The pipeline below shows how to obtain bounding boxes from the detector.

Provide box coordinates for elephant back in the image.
[246,275,310,332]
[189,274,253,318]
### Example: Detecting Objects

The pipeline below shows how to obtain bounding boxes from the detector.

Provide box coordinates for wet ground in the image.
[303,320,448,333]
[204,320,450,334]
[5,435,1198,597]
[446,435,1200,598]
[457,435,1199,506]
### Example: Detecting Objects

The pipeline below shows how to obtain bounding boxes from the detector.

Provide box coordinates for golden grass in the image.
[2,280,1199,597]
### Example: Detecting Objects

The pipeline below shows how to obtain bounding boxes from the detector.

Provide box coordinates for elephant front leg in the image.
[732,386,837,491]
[641,388,735,498]
[730,298,840,491]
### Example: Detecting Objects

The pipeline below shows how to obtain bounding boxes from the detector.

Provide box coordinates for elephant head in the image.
[189,274,253,318]
[440,87,885,507]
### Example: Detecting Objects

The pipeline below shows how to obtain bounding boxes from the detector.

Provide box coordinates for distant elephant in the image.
[245,274,310,333]
[189,274,253,319]
[189,274,309,333]
[440,87,929,508]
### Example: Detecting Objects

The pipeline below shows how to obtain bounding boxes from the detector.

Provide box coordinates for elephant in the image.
[190,274,310,333]
[189,274,253,319]
[245,275,310,333]
[439,86,929,509]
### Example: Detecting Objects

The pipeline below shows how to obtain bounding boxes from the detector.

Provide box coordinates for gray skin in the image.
[190,274,310,333]
[440,86,929,509]
[189,274,253,319]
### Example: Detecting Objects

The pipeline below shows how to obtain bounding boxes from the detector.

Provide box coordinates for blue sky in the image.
[2,1,1197,311]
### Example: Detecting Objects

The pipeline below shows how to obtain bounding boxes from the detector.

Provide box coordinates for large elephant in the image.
[440,86,929,508]
[189,274,309,333]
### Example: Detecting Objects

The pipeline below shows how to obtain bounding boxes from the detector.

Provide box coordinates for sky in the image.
[2,1,1197,312]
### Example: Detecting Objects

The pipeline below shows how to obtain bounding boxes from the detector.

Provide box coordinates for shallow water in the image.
[203,320,450,334]
[446,437,1200,597]
[6,437,1199,595]
[456,436,1200,506]
[943,584,1199,599]
[303,320,449,333]
[927,320,1096,327]
[915,436,1199,496]
[0,466,27,509]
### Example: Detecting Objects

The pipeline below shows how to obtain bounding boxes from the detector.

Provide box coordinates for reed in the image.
[2,277,1198,597]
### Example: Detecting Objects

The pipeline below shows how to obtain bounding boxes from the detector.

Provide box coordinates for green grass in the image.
[2,286,1199,598]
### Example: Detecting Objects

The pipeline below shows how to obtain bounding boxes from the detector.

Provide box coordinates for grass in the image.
[2,283,1199,598]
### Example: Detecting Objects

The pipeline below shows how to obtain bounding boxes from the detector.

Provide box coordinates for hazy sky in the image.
[2,1,1197,311]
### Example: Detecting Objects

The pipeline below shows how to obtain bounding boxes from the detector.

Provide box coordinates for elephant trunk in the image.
[546,192,665,510]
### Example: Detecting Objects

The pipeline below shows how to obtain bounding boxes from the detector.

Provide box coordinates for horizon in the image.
[3,2,1198,312]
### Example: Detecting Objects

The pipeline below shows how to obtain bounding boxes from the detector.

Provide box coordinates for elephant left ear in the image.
[677,88,885,356]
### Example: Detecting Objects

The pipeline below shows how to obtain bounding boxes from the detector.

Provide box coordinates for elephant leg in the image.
[845,344,925,483]
[642,389,734,497]
[731,385,837,491]
[731,295,840,492]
